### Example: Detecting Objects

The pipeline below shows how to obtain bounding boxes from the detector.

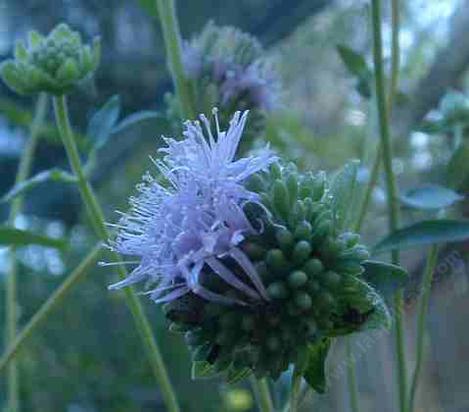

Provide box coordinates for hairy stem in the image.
[0,245,101,373]
[251,377,274,412]
[408,245,438,412]
[371,2,407,412]
[155,0,195,119]
[5,93,48,411]
[52,95,180,412]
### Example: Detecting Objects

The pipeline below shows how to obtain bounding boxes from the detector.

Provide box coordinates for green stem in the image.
[0,245,101,373]
[371,2,407,412]
[346,340,360,412]
[52,95,180,412]
[5,93,48,411]
[251,377,274,412]
[155,0,195,119]
[388,0,400,115]
[408,245,438,412]
[345,1,401,408]
[288,366,303,412]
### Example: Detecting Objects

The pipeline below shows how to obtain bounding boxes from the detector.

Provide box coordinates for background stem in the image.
[408,245,439,412]
[155,0,195,119]
[251,377,274,412]
[370,2,407,412]
[288,366,303,412]
[52,95,180,412]
[0,245,101,373]
[5,93,47,412]
[346,340,360,412]
[345,0,401,408]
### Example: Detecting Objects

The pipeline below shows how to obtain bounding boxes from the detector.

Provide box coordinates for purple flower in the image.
[108,110,276,305]
[220,61,280,111]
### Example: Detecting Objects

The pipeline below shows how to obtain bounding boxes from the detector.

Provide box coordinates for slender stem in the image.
[371,2,407,412]
[155,0,195,119]
[0,245,101,373]
[52,95,180,412]
[5,93,48,411]
[346,340,360,412]
[388,0,400,115]
[408,245,438,412]
[251,377,274,412]
[288,366,303,412]
[345,2,401,408]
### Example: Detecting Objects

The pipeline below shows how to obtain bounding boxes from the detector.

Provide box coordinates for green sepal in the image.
[28,30,44,48]
[14,41,28,62]
[56,58,80,84]
[226,366,251,384]
[191,361,220,380]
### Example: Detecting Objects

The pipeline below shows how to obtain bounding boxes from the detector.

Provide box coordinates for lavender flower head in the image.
[108,109,276,305]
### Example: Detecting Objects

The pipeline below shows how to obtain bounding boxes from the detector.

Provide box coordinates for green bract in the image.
[164,163,392,384]
[0,23,100,95]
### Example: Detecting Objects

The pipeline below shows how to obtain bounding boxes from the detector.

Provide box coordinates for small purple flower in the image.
[108,110,276,305]
[221,61,280,111]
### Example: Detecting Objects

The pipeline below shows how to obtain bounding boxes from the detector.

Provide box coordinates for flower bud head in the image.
[1,23,100,95]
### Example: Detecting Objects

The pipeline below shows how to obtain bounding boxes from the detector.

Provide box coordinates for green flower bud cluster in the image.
[1,23,100,95]
[165,22,280,154]
[164,163,386,380]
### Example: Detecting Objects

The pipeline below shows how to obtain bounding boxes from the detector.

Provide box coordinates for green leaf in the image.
[136,0,159,18]
[226,366,251,384]
[337,45,372,98]
[0,227,66,249]
[362,260,408,298]
[2,169,77,203]
[191,361,219,380]
[328,160,360,230]
[337,45,370,78]
[346,277,392,331]
[400,184,463,210]
[374,219,469,253]
[303,338,331,394]
[86,95,121,150]
[112,111,161,134]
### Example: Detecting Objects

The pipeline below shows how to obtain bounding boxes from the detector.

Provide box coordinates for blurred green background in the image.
[1,0,468,410]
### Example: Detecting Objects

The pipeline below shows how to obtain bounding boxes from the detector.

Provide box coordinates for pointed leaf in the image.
[2,169,77,203]
[191,361,220,380]
[86,95,121,150]
[362,260,408,298]
[303,338,331,394]
[328,160,360,230]
[0,227,66,249]
[374,219,469,253]
[112,110,161,134]
[400,184,463,210]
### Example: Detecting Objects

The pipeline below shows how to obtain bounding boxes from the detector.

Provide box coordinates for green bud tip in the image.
[288,270,308,288]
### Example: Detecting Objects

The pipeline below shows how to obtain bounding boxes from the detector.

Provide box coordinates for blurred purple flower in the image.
[108,110,276,305]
